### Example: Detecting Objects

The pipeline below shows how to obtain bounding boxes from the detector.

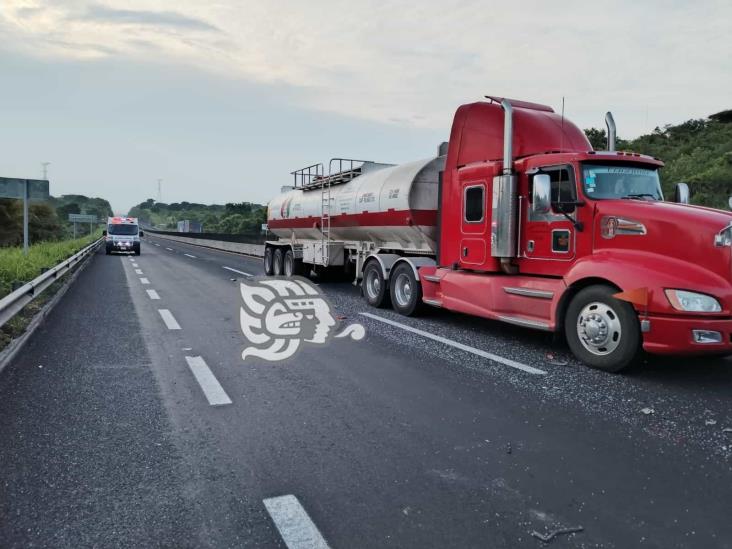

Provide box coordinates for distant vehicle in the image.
[104,216,143,255]
[265,96,732,372]
[177,219,202,233]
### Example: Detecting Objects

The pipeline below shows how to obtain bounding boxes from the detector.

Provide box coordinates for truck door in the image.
[459,179,489,268]
[523,165,577,261]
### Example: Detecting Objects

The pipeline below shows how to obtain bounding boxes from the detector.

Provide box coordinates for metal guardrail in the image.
[0,237,103,329]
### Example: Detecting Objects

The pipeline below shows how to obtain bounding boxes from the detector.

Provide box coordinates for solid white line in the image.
[184,253,197,258]
[165,247,173,251]
[263,495,330,549]
[222,266,253,277]
[184,356,232,406]
[134,268,143,275]
[158,309,181,330]
[359,312,546,375]
[146,289,160,300]
[139,277,150,285]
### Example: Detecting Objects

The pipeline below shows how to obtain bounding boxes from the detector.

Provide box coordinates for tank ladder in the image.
[320,181,331,266]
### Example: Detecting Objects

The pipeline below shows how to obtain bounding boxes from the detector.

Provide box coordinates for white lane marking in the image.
[222,266,253,277]
[184,356,232,406]
[165,247,173,251]
[146,289,160,300]
[154,243,160,247]
[131,263,138,268]
[263,495,330,549]
[184,253,197,259]
[139,277,150,285]
[359,312,546,375]
[158,309,181,330]
[128,257,135,261]
[135,268,143,275]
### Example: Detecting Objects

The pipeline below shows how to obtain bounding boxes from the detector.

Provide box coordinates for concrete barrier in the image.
[149,233,265,257]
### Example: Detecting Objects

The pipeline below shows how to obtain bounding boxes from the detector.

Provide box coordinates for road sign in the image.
[68,213,97,223]
[0,177,49,201]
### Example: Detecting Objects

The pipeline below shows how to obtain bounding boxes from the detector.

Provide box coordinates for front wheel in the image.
[565,285,641,372]
[389,262,423,316]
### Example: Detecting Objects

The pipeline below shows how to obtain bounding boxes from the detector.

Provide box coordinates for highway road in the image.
[1,234,732,548]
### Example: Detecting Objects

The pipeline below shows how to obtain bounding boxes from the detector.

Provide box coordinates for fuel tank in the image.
[267,156,444,252]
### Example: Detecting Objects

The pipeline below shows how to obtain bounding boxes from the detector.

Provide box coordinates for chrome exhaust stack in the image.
[492,99,518,272]
[605,112,616,151]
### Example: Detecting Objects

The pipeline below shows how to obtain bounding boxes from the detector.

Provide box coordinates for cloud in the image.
[81,4,220,32]
[0,0,730,136]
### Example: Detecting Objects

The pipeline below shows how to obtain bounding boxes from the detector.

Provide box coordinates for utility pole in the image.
[41,162,50,180]
[157,178,163,203]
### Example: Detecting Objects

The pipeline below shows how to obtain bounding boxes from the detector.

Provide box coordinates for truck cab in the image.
[104,217,143,255]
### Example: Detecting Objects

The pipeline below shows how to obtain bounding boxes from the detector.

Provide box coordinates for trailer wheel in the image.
[283,249,302,277]
[362,261,390,308]
[565,285,641,373]
[263,247,275,276]
[273,248,284,276]
[389,262,423,316]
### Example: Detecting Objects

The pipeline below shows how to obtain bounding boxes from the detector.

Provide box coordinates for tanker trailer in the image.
[265,153,445,280]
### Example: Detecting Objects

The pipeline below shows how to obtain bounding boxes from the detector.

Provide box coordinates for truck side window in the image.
[464,185,484,222]
[549,168,576,214]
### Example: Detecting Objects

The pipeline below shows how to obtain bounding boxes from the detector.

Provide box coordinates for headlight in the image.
[665,289,722,312]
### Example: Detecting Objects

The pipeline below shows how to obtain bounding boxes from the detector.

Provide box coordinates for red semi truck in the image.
[265,96,732,371]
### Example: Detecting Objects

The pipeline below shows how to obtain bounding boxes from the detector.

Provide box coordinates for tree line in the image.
[0,195,113,247]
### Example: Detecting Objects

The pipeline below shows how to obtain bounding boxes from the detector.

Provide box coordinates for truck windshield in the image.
[581,164,663,200]
[108,224,138,235]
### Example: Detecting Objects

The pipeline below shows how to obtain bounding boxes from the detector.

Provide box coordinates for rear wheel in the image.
[389,262,423,316]
[283,249,302,277]
[273,248,284,276]
[565,285,641,372]
[362,261,390,308]
[263,247,274,276]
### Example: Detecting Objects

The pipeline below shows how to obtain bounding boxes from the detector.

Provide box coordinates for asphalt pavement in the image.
[1,234,731,548]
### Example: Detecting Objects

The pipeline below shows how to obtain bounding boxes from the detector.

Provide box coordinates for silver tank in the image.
[268,156,444,252]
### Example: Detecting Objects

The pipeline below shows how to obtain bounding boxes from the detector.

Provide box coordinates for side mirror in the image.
[728,197,732,210]
[102,229,107,236]
[532,174,551,214]
[139,230,144,237]
[674,182,690,204]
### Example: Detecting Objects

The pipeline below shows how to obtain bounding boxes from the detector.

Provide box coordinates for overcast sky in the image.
[0,1,730,213]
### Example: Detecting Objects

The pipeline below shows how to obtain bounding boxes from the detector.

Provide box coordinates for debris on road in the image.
[545,352,568,366]
[705,419,718,426]
[506,442,513,455]
[640,407,655,415]
[531,526,584,543]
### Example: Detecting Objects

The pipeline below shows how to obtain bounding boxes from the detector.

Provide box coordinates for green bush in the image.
[0,232,101,299]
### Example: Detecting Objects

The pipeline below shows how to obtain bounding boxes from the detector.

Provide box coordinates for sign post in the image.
[68,213,97,239]
[0,177,50,255]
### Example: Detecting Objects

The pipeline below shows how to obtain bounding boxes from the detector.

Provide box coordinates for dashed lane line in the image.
[184,356,232,406]
[157,309,181,330]
[222,266,253,277]
[146,289,160,300]
[134,269,143,275]
[139,277,150,285]
[165,247,173,251]
[359,312,547,375]
[184,253,197,258]
[263,495,331,549]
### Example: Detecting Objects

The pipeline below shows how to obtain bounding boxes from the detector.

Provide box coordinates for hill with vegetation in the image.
[0,194,112,247]
[128,199,266,234]
[584,109,732,208]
